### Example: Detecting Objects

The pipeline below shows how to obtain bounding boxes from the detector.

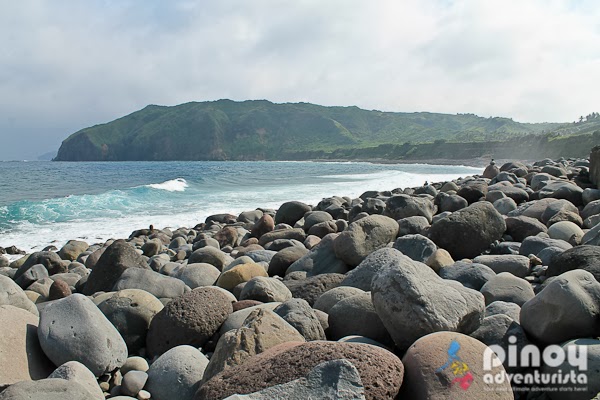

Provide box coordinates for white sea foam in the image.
[146,178,188,192]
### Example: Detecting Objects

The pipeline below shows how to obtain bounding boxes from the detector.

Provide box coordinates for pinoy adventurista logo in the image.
[436,339,474,390]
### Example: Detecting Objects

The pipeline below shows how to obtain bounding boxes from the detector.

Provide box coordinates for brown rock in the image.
[216,263,268,291]
[47,279,72,301]
[251,215,274,238]
[232,300,263,312]
[146,287,233,357]
[283,273,345,306]
[196,341,404,400]
[214,227,239,248]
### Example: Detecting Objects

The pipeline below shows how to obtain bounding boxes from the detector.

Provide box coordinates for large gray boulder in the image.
[113,268,188,298]
[547,245,600,281]
[145,345,209,400]
[371,254,485,350]
[0,274,39,316]
[333,215,399,266]
[275,201,312,226]
[82,240,150,295]
[328,292,391,345]
[97,289,164,354]
[37,294,128,376]
[392,234,437,263]
[239,276,292,303]
[521,270,600,344]
[428,202,506,260]
[188,247,234,271]
[385,194,436,223]
[438,261,496,291]
[480,272,535,306]
[274,298,326,341]
[340,248,403,291]
[472,254,530,278]
[177,263,221,288]
[287,234,348,276]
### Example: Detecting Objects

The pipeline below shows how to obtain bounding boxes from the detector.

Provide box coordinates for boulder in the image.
[196,341,404,400]
[371,254,485,350]
[268,246,308,277]
[547,245,600,281]
[258,228,306,247]
[177,263,221,288]
[520,270,600,344]
[58,240,89,261]
[0,274,39,316]
[333,215,399,266]
[274,201,311,226]
[283,273,345,306]
[392,234,436,263]
[480,272,535,306]
[0,305,54,388]
[287,233,348,276]
[202,308,305,382]
[37,294,128,376]
[457,180,488,204]
[13,251,65,281]
[146,287,233,357]
[82,240,150,295]
[97,289,164,354]
[399,331,512,399]
[429,202,506,260]
[425,249,454,273]
[219,303,282,336]
[328,292,391,345]
[239,276,292,303]
[222,359,366,400]
[145,345,209,400]
[385,194,436,223]
[505,216,548,242]
[397,216,430,236]
[485,301,521,323]
[547,220,584,244]
[113,268,187,298]
[251,214,275,238]
[0,378,91,400]
[518,236,572,257]
[217,263,268,291]
[472,255,530,278]
[48,361,104,400]
[273,298,326,341]
[314,286,365,314]
[438,261,496,291]
[188,247,234,271]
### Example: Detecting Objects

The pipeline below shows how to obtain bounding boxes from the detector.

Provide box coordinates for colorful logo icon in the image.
[436,339,474,391]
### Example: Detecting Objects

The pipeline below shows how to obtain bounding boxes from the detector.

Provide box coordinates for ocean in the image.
[0,161,482,258]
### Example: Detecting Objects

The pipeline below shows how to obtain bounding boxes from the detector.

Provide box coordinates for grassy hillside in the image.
[55,99,593,161]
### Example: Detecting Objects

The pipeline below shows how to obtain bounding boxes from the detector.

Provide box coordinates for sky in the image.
[1,0,599,160]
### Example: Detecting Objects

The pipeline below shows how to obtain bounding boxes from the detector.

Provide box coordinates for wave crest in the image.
[146,178,188,192]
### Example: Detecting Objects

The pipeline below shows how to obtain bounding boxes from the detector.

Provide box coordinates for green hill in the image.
[55,99,593,161]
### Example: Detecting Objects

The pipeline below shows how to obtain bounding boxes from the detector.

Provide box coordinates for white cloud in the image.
[0,0,599,159]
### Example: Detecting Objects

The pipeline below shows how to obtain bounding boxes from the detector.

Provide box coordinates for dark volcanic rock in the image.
[274,201,311,226]
[195,341,404,400]
[428,202,506,259]
[546,245,600,281]
[146,287,233,357]
[14,251,65,282]
[283,273,345,306]
[82,240,150,295]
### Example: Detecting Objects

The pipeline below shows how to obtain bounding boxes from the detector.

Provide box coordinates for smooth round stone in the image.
[313,286,365,314]
[37,293,128,376]
[480,272,535,306]
[273,298,326,341]
[49,361,104,400]
[177,263,220,288]
[121,370,148,397]
[216,263,268,291]
[120,356,150,376]
[239,276,292,303]
[0,274,39,315]
[547,221,584,244]
[145,345,209,400]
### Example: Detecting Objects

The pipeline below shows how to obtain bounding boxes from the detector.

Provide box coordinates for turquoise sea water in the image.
[0,161,482,255]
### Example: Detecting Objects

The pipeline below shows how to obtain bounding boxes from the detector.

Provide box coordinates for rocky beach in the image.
[1,150,600,400]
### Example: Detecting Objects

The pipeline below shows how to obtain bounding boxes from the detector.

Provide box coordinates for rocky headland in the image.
[1,151,600,399]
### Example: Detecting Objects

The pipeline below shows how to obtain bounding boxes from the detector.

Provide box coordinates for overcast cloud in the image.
[1,0,599,160]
